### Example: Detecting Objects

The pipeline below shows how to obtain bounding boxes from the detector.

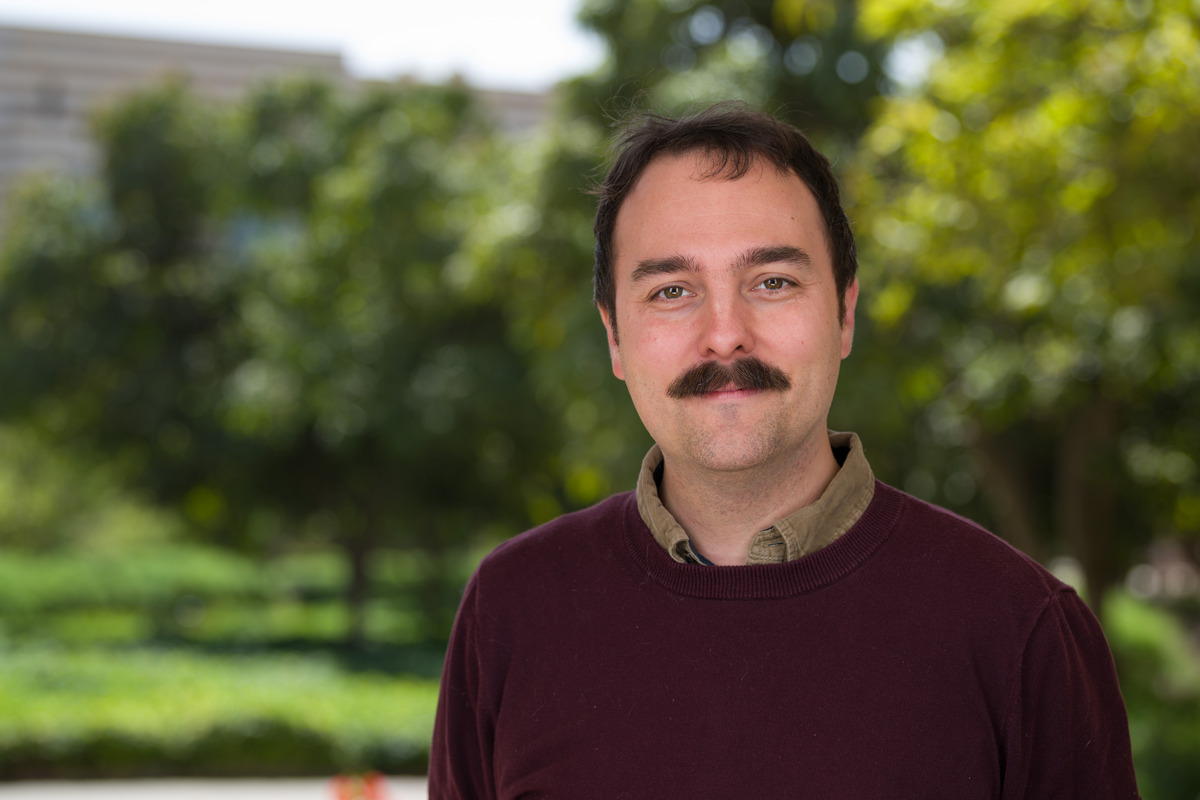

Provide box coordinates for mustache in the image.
[666,357,792,399]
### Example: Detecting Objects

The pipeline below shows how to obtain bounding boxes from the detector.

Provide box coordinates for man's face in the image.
[600,152,858,477]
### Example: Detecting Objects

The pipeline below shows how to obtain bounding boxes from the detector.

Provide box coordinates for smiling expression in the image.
[600,151,858,477]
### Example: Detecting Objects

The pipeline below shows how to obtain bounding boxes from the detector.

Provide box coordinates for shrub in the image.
[0,645,438,778]
[1106,591,1200,800]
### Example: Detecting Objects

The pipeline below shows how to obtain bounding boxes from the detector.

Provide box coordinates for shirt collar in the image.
[635,431,875,565]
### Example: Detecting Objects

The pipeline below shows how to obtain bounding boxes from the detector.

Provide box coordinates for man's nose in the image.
[699,295,755,360]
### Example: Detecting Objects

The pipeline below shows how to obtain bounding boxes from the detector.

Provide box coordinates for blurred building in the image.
[0,24,549,229]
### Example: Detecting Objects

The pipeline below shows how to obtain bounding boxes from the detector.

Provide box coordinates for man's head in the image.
[593,103,857,344]
[592,104,860,479]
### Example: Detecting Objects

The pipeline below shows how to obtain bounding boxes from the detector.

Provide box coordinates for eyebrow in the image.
[734,245,814,272]
[629,245,813,286]
[630,254,699,285]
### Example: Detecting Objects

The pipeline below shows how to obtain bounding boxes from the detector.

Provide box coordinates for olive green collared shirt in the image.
[635,431,876,565]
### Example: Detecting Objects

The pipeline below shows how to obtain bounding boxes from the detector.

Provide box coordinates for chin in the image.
[684,440,780,474]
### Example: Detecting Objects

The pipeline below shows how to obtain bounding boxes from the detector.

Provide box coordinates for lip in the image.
[700,386,759,398]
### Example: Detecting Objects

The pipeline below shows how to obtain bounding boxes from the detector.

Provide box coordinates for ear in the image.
[840,278,859,359]
[598,306,625,381]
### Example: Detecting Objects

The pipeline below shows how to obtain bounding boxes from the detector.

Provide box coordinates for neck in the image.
[658,438,840,566]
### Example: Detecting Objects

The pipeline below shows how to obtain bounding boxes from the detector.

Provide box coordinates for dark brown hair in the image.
[592,103,857,341]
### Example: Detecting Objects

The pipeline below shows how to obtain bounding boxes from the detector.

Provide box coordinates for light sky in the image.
[0,0,607,91]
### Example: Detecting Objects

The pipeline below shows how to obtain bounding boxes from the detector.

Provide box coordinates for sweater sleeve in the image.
[1000,588,1141,799]
[429,574,496,800]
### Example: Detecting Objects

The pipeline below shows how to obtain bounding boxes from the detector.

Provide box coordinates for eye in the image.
[655,285,691,300]
[757,276,792,291]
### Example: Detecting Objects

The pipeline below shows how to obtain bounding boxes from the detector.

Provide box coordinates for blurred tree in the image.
[573,0,888,147]
[0,83,253,524]
[224,80,551,640]
[0,79,551,643]
[846,0,1200,606]
[450,117,643,521]
[1106,590,1200,799]
[0,425,185,553]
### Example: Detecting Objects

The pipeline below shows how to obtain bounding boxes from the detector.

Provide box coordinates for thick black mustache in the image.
[666,357,792,399]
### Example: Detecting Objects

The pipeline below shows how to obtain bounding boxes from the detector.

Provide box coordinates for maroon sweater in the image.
[430,482,1139,798]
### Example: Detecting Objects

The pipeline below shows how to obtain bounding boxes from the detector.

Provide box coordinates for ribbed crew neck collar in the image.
[621,481,905,600]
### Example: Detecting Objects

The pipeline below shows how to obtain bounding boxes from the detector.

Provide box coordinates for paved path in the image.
[0,778,428,799]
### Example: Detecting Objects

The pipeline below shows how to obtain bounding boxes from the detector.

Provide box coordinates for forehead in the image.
[612,152,826,266]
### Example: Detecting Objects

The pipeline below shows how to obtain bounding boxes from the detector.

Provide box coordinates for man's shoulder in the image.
[477,490,636,577]
[873,481,1072,606]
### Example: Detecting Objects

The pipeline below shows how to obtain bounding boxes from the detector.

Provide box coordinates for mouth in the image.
[704,383,753,396]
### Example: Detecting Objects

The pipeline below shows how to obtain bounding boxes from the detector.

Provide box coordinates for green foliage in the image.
[574,0,886,142]
[1106,591,1200,799]
[0,546,258,617]
[452,119,651,517]
[0,425,185,552]
[0,646,438,778]
[846,0,1200,600]
[0,77,557,644]
[97,79,231,264]
[0,544,455,649]
[217,81,550,531]
[0,97,253,526]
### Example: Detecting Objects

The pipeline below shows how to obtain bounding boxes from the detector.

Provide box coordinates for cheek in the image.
[635,338,681,386]
[778,319,840,373]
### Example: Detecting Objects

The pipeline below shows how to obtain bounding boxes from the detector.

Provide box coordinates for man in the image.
[429,104,1140,798]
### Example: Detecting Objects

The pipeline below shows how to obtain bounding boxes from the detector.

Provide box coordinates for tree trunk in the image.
[418,538,454,643]
[1056,396,1123,615]
[345,525,376,648]
[973,433,1044,562]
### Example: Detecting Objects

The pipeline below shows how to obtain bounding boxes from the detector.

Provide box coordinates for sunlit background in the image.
[0,0,1198,796]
